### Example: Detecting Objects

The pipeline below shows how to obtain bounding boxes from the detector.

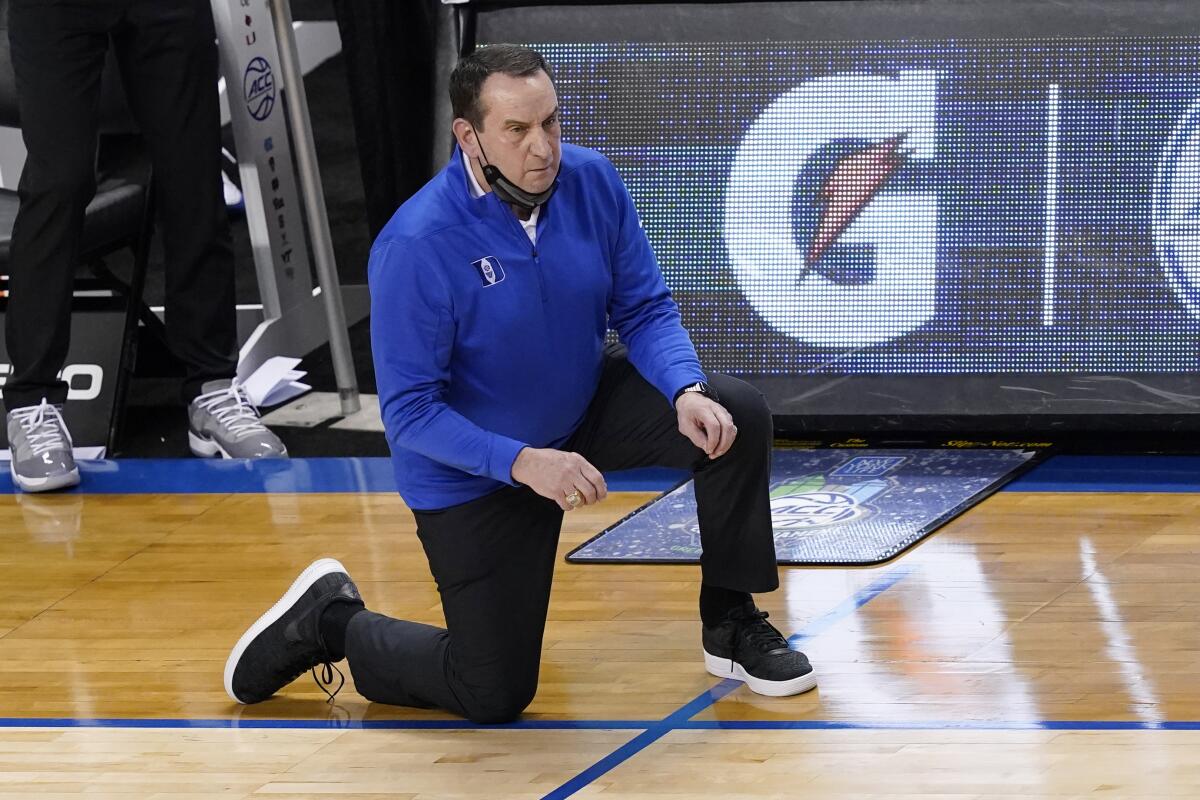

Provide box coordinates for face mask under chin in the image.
[481,163,557,210]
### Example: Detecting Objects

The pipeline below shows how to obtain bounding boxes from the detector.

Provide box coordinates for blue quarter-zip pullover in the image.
[369,143,706,510]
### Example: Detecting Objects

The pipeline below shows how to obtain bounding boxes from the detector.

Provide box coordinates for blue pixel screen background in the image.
[535,39,1200,377]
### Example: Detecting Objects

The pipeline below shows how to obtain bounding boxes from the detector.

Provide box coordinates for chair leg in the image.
[107,174,155,456]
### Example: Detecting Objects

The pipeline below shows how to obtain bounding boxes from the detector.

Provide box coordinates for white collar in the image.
[462,150,540,242]
[463,150,487,199]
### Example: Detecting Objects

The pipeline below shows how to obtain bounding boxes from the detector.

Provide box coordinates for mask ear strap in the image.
[469,123,491,169]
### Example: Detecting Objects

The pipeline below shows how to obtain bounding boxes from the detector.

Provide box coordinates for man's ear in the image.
[452,118,480,159]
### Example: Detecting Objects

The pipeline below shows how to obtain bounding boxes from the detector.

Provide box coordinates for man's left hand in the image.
[676,392,737,459]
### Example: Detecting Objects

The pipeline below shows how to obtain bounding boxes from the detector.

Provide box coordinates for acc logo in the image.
[767,476,890,530]
[1153,99,1200,317]
[725,71,938,348]
[770,491,865,529]
[0,364,104,401]
[471,256,506,286]
[244,57,275,121]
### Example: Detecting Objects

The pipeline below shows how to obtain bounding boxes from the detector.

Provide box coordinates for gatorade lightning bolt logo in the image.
[806,133,910,267]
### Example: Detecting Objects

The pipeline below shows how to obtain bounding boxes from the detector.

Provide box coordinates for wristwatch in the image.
[673,381,718,405]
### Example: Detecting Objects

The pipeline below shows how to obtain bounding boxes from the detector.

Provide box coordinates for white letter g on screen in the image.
[724,71,938,348]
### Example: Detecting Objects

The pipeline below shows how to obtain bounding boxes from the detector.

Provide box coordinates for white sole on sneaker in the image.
[189,430,287,460]
[189,430,232,459]
[9,461,80,493]
[224,557,349,704]
[703,649,818,697]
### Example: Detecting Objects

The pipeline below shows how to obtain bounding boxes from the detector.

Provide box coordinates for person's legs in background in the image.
[3,0,115,491]
[115,0,285,459]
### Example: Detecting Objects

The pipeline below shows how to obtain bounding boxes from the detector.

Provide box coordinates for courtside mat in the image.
[567,448,1039,566]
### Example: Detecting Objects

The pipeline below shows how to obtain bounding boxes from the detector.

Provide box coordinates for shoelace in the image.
[12,399,73,457]
[194,381,268,441]
[311,661,345,704]
[739,610,791,653]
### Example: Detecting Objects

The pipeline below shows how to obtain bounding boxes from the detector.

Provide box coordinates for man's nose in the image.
[528,128,551,160]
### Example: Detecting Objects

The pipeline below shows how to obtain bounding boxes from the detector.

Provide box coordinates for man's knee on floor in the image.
[460,682,537,725]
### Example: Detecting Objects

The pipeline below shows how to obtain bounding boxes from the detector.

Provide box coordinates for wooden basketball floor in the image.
[1,457,1199,798]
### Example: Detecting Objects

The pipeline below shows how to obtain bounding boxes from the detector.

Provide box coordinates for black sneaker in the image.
[224,558,364,704]
[702,601,817,696]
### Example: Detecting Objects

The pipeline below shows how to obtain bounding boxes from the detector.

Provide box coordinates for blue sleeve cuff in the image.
[486,435,529,485]
[661,368,709,407]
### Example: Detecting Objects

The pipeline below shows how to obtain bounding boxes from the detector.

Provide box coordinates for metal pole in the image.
[268,0,361,415]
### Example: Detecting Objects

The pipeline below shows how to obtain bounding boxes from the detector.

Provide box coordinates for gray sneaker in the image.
[188,379,288,459]
[7,399,81,493]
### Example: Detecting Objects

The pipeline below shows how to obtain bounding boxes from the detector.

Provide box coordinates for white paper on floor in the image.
[242,356,311,408]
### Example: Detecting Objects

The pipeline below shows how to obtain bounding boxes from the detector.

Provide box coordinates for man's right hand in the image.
[511,447,608,512]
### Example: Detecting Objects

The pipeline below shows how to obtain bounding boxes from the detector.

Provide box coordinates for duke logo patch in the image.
[471,256,506,286]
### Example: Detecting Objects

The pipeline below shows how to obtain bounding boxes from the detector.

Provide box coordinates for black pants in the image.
[4,0,237,410]
[345,347,779,723]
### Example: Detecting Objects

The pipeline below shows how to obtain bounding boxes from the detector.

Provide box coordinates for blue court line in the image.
[538,728,676,799]
[7,454,1200,495]
[0,458,685,495]
[604,467,690,491]
[678,719,1200,731]
[540,566,915,800]
[0,716,1194,732]
[786,567,915,645]
[1007,454,1200,493]
[0,457,396,495]
[0,718,651,730]
[539,683,744,800]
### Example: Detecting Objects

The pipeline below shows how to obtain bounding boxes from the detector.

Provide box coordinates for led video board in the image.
[541,39,1200,378]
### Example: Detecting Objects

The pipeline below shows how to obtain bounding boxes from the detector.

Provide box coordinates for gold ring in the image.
[565,491,582,508]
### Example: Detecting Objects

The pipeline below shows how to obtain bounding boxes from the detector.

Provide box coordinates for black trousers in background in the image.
[5,0,237,411]
[345,347,779,724]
